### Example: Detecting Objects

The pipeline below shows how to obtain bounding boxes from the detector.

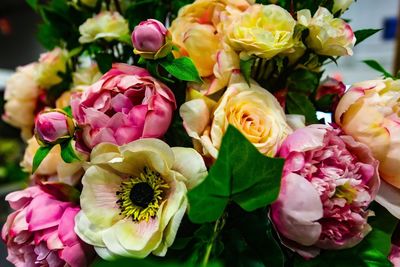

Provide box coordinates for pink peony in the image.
[71,63,176,152]
[271,125,380,258]
[35,110,75,145]
[1,186,94,267]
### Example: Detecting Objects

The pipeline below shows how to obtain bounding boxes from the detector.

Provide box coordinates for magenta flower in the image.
[1,186,94,267]
[71,63,176,152]
[271,125,380,258]
[35,109,75,145]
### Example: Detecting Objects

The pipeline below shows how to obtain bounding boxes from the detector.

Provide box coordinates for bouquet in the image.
[2,0,400,266]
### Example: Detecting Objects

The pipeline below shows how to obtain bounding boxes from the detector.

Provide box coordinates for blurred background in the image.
[0,0,399,265]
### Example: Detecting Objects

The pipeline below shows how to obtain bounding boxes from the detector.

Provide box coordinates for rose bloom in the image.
[79,11,129,44]
[226,4,296,59]
[2,186,94,266]
[297,7,355,56]
[2,63,40,140]
[169,0,251,95]
[35,109,75,145]
[180,75,292,159]
[71,63,176,152]
[332,0,354,15]
[71,64,102,92]
[21,137,84,186]
[271,125,380,258]
[36,47,69,88]
[74,139,207,259]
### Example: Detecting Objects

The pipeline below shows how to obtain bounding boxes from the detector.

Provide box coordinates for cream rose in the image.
[3,63,39,140]
[226,4,296,59]
[297,7,355,56]
[79,11,130,44]
[180,75,292,158]
[36,47,69,88]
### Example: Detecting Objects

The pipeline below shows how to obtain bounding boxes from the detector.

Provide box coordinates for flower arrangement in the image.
[2,0,400,266]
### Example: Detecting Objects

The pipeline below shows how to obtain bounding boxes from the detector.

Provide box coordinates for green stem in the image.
[202,215,225,267]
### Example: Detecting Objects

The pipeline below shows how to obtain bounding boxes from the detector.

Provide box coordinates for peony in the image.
[36,47,69,88]
[79,11,130,44]
[226,4,296,59]
[169,0,251,94]
[271,125,380,258]
[2,186,94,266]
[21,137,84,186]
[332,0,354,15]
[2,63,40,140]
[180,75,292,158]
[297,7,355,56]
[132,19,171,59]
[34,109,75,145]
[71,63,176,152]
[74,139,207,259]
[335,79,400,189]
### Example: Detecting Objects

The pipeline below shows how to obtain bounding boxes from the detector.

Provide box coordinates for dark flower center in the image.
[129,182,155,208]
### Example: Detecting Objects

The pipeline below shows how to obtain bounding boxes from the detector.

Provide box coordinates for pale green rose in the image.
[74,139,207,259]
[332,0,353,15]
[297,7,356,56]
[226,4,296,59]
[35,47,69,88]
[79,11,130,44]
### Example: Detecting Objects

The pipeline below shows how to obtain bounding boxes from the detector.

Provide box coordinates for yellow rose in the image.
[226,4,296,59]
[180,74,292,158]
[36,47,69,88]
[335,79,400,189]
[21,138,84,186]
[170,0,252,94]
[72,63,102,92]
[297,7,355,56]
[79,11,129,44]
[3,63,39,140]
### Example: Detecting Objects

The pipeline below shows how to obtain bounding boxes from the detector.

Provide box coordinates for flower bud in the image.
[35,110,75,146]
[314,77,346,112]
[132,19,171,59]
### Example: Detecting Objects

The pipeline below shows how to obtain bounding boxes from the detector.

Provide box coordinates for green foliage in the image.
[355,29,382,46]
[32,146,52,173]
[293,202,397,267]
[286,92,319,123]
[287,69,321,94]
[95,52,113,73]
[60,141,81,163]
[188,125,284,224]
[363,59,394,78]
[160,57,202,83]
[240,57,256,86]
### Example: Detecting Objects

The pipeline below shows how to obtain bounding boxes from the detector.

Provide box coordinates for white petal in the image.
[375,180,400,219]
[171,147,208,190]
[74,211,106,247]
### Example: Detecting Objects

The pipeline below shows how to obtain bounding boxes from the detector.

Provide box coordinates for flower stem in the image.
[202,215,225,267]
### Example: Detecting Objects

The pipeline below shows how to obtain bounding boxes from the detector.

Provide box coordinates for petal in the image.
[171,147,207,190]
[271,172,323,246]
[58,207,80,247]
[179,99,210,140]
[375,180,400,219]
[74,211,106,247]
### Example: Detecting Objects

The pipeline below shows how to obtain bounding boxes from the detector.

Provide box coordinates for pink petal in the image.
[110,93,133,113]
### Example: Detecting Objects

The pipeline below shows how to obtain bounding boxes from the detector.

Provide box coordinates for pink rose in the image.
[1,186,94,267]
[315,77,346,112]
[271,125,380,258]
[71,63,176,152]
[35,110,75,145]
[132,19,167,53]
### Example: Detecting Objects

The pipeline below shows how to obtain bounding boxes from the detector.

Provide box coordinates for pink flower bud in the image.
[132,19,167,53]
[315,77,346,112]
[35,110,75,145]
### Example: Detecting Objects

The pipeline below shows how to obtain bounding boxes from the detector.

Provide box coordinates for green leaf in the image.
[26,0,39,11]
[95,53,113,73]
[294,202,397,267]
[32,146,53,173]
[188,125,284,223]
[363,59,393,78]
[160,57,202,83]
[240,58,255,86]
[355,29,381,46]
[60,141,80,163]
[287,69,321,94]
[93,257,222,267]
[286,92,319,123]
